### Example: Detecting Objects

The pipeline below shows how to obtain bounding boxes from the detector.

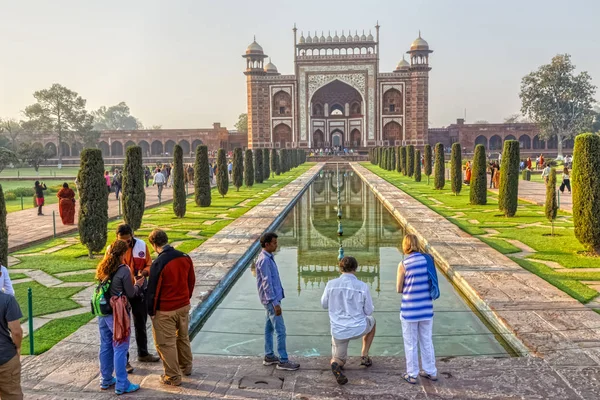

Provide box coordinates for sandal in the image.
[402,373,418,384]
[360,356,372,367]
[419,371,438,381]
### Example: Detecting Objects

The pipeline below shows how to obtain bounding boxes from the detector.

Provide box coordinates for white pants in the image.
[401,317,437,377]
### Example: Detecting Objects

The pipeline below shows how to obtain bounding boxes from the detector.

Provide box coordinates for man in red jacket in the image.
[146,229,196,386]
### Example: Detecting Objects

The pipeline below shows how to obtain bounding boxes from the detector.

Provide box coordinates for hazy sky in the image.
[1,0,599,129]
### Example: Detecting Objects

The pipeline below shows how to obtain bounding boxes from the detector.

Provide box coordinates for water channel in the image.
[191,167,510,358]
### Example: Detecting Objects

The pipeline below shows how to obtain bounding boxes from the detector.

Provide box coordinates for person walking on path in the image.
[228,161,233,180]
[0,290,23,399]
[146,229,195,386]
[153,168,166,199]
[209,163,215,185]
[560,166,572,194]
[0,265,15,296]
[144,167,151,188]
[56,182,76,225]
[95,239,144,395]
[113,170,123,200]
[34,180,47,216]
[321,256,376,385]
[526,157,532,170]
[106,224,160,374]
[104,171,111,195]
[541,163,551,184]
[397,234,437,384]
[539,154,545,170]
[255,232,300,371]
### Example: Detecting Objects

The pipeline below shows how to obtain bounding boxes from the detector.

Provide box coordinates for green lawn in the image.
[363,163,600,304]
[8,163,314,354]
[21,313,95,355]
[0,166,80,177]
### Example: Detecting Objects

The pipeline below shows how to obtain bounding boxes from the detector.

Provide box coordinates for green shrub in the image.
[407,145,415,177]
[470,144,487,205]
[390,146,396,172]
[194,145,211,207]
[572,133,600,255]
[0,185,7,267]
[271,149,280,176]
[244,149,254,187]
[233,148,243,191]
[172,144,186,218]
[522,169,531,181]
[263,148,270,180]
[78,149,108,258]
[400,147,407,175]
[122,146,146,230]
[545,168,558,235]
[216,148,228,197]
[414,150,422,182]
[498,140,520,217]
[434,143,445,190]
[424,144,432,177]
[11,187,34,197]
[450,143,462,195]
[282,149,289,173]
[254,149,263,183]
[4,192,16,201]
[395,146,402,173]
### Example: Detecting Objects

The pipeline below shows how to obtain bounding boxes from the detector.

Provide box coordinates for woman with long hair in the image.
[34,180,47,216]
[397,234,437,384]
[56,182,76,225]
[95,239,144,395]
[560,166,571,194]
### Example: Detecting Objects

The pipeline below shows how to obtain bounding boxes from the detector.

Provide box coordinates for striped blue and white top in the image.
[400,252,434,321]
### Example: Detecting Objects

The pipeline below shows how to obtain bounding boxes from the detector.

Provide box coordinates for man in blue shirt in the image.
[255,232,300,371]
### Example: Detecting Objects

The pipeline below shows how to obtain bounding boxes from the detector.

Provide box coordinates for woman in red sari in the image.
[57,182,76,225]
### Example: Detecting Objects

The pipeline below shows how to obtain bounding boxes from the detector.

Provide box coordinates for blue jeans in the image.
[98,315,131,392]
[264,303,288,362]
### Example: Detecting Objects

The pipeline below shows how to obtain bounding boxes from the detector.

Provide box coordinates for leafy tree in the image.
[0,147,18,174]
[545,168,558,236]
[233,147,243,191]
[424,144,432,178]
[235,113,248,133]
[434,143,445,190]
[216,149,228,197]
[0,185,7,267]
[17,143,50,171]
[148,125,163,130]
[572,133,600,255]
[593,106,600,133]
[122,146,146,230]
[254,149,264,183]
[194,145,211,206]
[78,149,108,258]
[470,144,487,205]
[407,145,415,177]
[271,149,280,176]
[450,143,462,195]
[520,54,597,158]
[172,144,186,217]
[263,148,270,180]
[414,150,422,182]
[244,149,254,187]
[400,147,406,175]
[0,119,25,151]
[22,84,94,165]
[498,140,520,217]
[92,102,142,130]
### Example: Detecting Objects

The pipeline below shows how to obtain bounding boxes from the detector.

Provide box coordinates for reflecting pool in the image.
[192,167,510,358]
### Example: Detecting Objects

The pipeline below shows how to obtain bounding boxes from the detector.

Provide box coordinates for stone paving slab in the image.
[352,163,600,363]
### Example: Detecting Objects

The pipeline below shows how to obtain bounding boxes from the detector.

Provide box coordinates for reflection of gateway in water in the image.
[277,168,403,294]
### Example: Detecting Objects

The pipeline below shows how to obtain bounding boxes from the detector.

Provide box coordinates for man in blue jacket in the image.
[255,232,300,371]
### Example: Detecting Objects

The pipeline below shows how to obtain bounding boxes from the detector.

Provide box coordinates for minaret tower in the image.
[406,32,433,146]
[242,37,268,148]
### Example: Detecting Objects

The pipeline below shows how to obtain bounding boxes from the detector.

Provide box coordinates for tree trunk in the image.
[88,248,94,259]
[557,135,563,159]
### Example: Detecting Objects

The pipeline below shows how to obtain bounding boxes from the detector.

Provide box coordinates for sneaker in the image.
[138,354,160,363]
[100,377,116,390]
[115,383,140,395]
[263,355,280,366]
[126,362,134,374]
[276,360,300,371]
[331,362,348,385]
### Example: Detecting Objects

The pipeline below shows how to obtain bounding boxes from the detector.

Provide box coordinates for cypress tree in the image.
[282,149,289,173]
[271,149,280,176]
[470,144,487,205]
[217,148,228,197]
[390,146,397,172]
[263,148,270,180]
[0,185,7,268]
[194,145,211,207]
[450,143,463,195]
[378,147,383,169]
[434,143,445,190]
[254,149,264,183]
[122,146,146,230]
[382,148,388,169]
[233,147,243,191]
[78,148,108,258]
[400,146,407,176]
[498,140,520,217]
[424,144,433,178]
[522,169,531,181]
[291,149,297,169]
[572,133,600,255]
[172,144,186,217]
[545,168,558,236]
[407,145,415,177]
[244,149,254,187]
[414,149,422,182]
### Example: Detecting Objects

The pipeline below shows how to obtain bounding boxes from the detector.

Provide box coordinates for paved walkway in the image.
[490,178,573,213]
[7,184,176,252]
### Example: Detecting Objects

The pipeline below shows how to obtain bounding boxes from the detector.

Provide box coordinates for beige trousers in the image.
[0,354,23,400]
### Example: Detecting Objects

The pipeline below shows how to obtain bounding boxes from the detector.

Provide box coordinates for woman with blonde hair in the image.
[95,239,144,395]
[397,234,437,384]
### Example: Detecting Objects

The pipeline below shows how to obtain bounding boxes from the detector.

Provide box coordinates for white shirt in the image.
[153,172,166,184]
[0,266,15,296]
[321,273,374,340]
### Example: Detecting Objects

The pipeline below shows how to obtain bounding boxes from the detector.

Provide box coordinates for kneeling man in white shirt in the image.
[321,256,376,385]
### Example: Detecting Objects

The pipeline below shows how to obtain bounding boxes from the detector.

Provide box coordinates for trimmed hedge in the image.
[470,144,487,205]
[263,148,270,180]
[407,145,415,177]
[400,146,407,176]
[122,146,145,230]
[434,143,445,190]
[233,147,243,191]
[216,148,228,197]
[172,144,186,218]
[414,150,422,182]
[78,148,108,258]
[244,149,254,187]
[194,145,211,207]
[395,146,402,173]
[450,143,462,195]
[0,185,7,267]
[522,169,531,181]
[545,167,558,233]
[390,146,396,172]
[572,133,600,254]
[424,144,432,177]
[254,149,263,183]
[498,140,520,217]
[271,149,280,176]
